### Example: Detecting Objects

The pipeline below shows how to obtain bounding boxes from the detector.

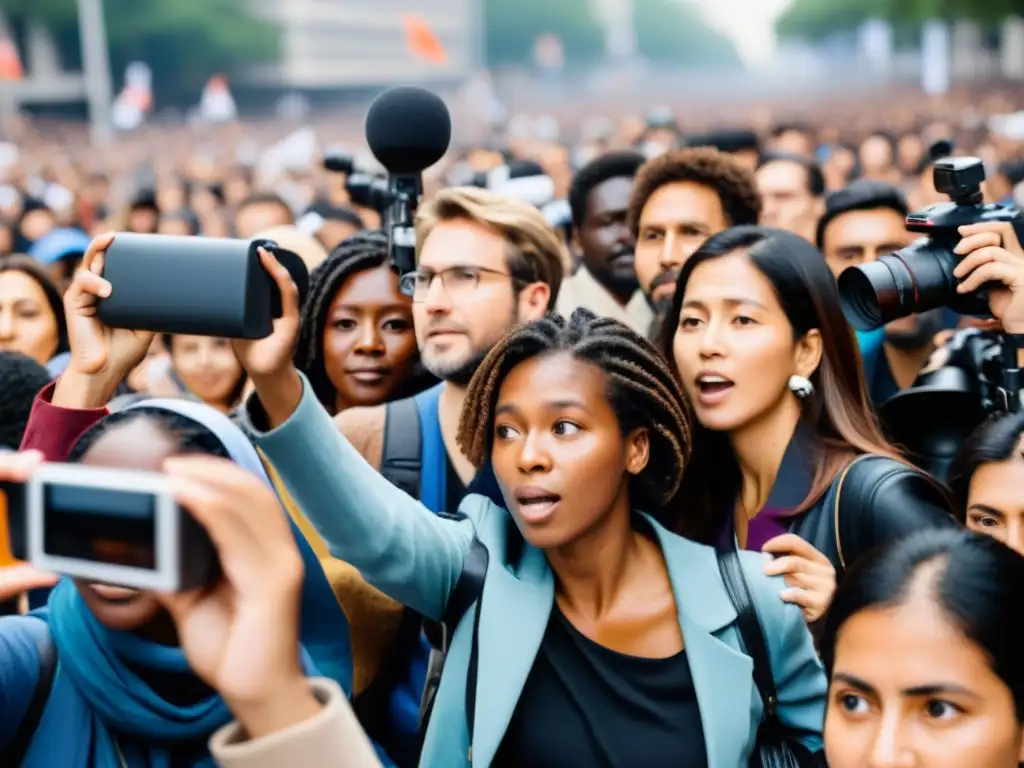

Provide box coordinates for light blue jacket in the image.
[242,374,827,767]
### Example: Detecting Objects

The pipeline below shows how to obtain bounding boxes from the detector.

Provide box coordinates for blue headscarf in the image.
[24,399,352,768]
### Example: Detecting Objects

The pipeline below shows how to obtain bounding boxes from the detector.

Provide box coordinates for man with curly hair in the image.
[628,147,762,315]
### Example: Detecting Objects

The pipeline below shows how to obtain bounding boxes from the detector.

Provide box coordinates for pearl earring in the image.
[788,375,814,399]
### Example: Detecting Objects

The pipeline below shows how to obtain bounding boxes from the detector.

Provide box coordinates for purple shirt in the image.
[745,506,790,553]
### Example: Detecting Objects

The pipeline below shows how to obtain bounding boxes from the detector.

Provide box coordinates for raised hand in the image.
[157,456,319,738]
[954,221,1024,334]
[55,234,156,407]
[230,248,301,380]
[230,248,304,427]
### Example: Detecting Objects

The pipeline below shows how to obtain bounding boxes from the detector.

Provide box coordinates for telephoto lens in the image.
[837,241,960,331]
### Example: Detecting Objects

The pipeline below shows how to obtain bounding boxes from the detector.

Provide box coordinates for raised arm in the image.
[241,375,471,620]
[232,249,472,621]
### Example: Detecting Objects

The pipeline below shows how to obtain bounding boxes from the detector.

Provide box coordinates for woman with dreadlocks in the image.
[294,230,432,415]
[231,244,826,768]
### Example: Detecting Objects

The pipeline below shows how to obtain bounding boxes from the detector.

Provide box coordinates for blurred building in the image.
[250,0,481,87]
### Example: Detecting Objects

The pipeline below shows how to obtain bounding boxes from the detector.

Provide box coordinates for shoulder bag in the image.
[716,546,824,768]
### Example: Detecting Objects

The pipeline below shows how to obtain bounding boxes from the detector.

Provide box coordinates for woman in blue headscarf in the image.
[0,396,354,767]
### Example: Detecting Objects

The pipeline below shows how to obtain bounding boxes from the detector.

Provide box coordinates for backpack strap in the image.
[381,397,423,500]
[1,616,57,766]
[464,566,484,764]
[419,537,488,734]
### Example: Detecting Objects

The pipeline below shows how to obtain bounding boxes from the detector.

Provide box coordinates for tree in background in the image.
[632,0,739,67]
[0,0,278,104]
[778,0,1024,41]
[777,0,886,41]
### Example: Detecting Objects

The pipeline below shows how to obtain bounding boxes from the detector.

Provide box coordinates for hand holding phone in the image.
[64,233,155,384]
[230,247,305,429]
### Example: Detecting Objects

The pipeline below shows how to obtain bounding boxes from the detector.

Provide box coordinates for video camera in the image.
[2,463,218,591]
[838,156,1019,327]
[879,330,1021,480]
[323,87,452,276]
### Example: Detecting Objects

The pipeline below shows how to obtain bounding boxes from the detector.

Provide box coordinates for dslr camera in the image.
[3,463,218,592]
[839,157,1020,330]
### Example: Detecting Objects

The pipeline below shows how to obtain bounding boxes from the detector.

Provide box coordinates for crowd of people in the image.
[1,87,1024,767]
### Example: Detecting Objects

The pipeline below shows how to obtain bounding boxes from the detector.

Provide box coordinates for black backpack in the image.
[1,616,57,766]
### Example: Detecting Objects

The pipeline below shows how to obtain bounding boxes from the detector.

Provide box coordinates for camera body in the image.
[3,463,218,592]
[322,150,420,276]
[878,330,1004,481]
[838,157,1020,330]
[96,234,309,340]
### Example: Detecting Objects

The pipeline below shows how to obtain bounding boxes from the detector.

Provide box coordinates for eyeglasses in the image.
[398,265,523,302]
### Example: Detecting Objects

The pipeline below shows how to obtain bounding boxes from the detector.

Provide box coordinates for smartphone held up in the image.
[95,234,310,339]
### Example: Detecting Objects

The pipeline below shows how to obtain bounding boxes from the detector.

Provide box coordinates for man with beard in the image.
[556,151,652,335]
[818,179,944,402]
[332,187,564,766]
[627,147,761,332]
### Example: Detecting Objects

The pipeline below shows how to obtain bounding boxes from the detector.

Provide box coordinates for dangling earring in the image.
[788,375,814,400]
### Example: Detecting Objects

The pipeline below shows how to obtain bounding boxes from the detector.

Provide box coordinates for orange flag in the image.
[402,14,447,64]
[0,39,23,81]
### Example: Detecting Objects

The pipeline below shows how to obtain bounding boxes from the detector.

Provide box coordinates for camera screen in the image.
[43,484,157,570]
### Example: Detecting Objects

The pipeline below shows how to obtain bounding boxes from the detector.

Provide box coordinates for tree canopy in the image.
[0,0,278,103]
[777,0,1024,41]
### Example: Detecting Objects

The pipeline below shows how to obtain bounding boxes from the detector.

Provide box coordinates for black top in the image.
[494,607,707,768]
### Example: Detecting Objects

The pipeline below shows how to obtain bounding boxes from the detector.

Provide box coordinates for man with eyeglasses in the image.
[334,186,565,767]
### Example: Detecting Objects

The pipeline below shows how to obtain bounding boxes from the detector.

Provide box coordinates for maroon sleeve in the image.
[19,381,110,462]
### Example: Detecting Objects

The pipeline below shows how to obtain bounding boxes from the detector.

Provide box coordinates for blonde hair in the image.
[415,186,566,308]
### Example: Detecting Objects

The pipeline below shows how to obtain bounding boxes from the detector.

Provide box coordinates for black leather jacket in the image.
[768,425,958,572]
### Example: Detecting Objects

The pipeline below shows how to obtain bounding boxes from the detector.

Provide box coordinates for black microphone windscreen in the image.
[365,87,452,175]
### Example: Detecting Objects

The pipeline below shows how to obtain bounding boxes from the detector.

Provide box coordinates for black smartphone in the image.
[96,234,309,340]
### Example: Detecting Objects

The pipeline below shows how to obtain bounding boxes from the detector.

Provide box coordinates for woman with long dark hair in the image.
[820,529,1024,767]
[948,411,1024,556]
[0,255,68,366]
[660,226,955,617]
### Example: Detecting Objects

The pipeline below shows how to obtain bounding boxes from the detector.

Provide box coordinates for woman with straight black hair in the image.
[661,225,955,620]
[820,528,1024,768]
[948,411,1024,556]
